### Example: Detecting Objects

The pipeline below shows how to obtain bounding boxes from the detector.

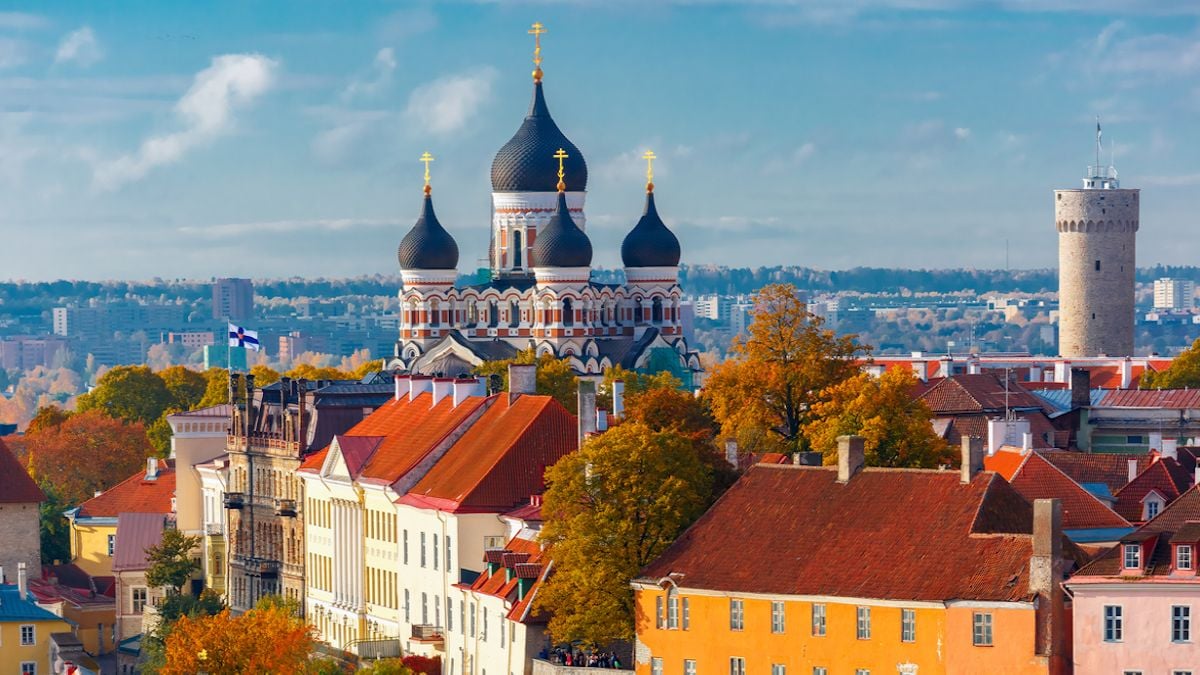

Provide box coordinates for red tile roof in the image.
[0,437,44,504]
[1113,457,1194,523]
[468,533,549,623]
[1037,450,1154,494]
[984,449,1028,482]
[402,395,577,512]
[1007,454,1130,530]
[298,447,328,471]
[640,465,1052,603]
[75,460,175,518]
[1074,485,1200,578]
[351,392,488,484]
[1098,389,1200,409]
[918,374,1051,415]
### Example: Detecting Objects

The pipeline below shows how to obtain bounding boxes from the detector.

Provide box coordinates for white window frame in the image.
[667,592,680,630]
[901,608,916,643]
[973,611,993,646]
[20,663,35,675]
[107,533,116,557]
[1104,605,1123,642]
[856,606,871,640]
[1173,605,1192,643]
[684,660,697,675]
[682,597,690,630]
[771,600,786,633]
[1124,543,1141,569]
[1179,545,1194,570]
[652,658,664,675]
[132,587,148,614]
[19,624,35,646]
[1147,499,1161,520]
[729,657,745,675]
[655,595,664,629]
[812,603,827,636]
[771,665,786,675]
[729,598,744,631]
[813,670,827,675]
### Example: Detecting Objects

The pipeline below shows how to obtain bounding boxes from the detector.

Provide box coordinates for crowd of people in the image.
[540,647,625,669]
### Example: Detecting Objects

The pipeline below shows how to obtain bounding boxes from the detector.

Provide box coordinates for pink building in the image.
[1067,485,1200,674]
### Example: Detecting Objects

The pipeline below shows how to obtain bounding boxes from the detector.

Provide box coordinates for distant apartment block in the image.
[0,336,68,370]
[1154,278,1195,311]
[212,278,254,322]
[52,305,187,338]
[692,294,733,321]
[166,331,216,348]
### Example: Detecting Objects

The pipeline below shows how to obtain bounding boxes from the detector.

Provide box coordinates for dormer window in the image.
[1124,543,1142,569]
[1145,497,1163,521]
[1178,545,1194,570]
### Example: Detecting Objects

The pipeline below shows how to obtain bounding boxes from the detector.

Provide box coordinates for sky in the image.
[2,1,1200,281]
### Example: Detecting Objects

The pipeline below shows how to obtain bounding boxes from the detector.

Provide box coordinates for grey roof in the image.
[1031,388,1106,413]
[112,512,166,572]
[463,277,538,293]
[398,193,459,271]
[621,191,681,268]
[491,81,587,193]
[531,191,592,268]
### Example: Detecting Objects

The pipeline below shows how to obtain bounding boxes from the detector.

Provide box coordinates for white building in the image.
[1154,278,1195,311]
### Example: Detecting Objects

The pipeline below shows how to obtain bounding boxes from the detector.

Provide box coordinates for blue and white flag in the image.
[228,323,261,351]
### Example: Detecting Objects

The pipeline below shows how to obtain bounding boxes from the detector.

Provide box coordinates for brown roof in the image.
[1074,486,1200,578]
[1113,457,1194,523]
[640,464,1049,603]
[0,437,44,504]
[1098,389,1200,409]
[1008,454,1130,530]
[919,374,1051,415]
[75,460,175,519]
[112,512,166,572]
[1038,450,1154,494]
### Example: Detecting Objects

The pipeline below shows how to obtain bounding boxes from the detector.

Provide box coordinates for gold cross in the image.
[554,147,569,191]
[420,151,434,194]
[529,22,546,82]
[643,150,657,192]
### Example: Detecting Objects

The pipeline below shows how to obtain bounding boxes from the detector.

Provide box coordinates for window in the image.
[1124,544,1141,569]
[20,624,35,645]
[1173,605,1192,642]
[812,603,827,636]
[972,612,993,646]
[1147,499,1162,520]
[469,602,476,637]
[1095,260,1101,271]
[667,592,679,629]
[420,532,427,568]
[433,536,439,571]
[446,535,452,571]
[512,230,524,268]
[655,596,664,629]
[651,658,663,675]
[682,597,690,630]
[729,598,744,630]
[813,670,827,675]
[421,592,428,625]
[771,600,786,633]
[1104,605,1123,642]
[132,587,147,614]
[684,660,697,675]
[21,664,35,675]
[1173,671,1193,675]
[856,671,870,675]
[404,589,410,623]
[772,666,786,675]
[1179,545,1194,570]
[482,607,488,641]
[856,606,871,640]
[901,608,916,643]
[107,534,116,557]
[447,598,453,632]
[729,658,745,675]
[403,530,409,565]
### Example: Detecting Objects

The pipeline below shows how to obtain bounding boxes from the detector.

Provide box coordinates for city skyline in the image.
[3,2,1200,280]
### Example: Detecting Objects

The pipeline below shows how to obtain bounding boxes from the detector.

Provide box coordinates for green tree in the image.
[537,422,713,644]
[357,660,413,675]
[473,349,579,413]
[803,368,954,468]
[145,529,202,594]
[159,366,207,410]
[77,365,173,426]
[38,481,71,564]
[1143,337,1200,389]
[705,284,868,454]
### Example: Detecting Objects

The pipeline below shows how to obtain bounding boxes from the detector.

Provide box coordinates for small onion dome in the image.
[491,82,588,193]
[621,191,681,268]
[397,191,459,271]
[532,191,592,268]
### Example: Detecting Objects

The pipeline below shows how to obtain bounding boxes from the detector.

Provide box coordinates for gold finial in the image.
[642,150,657,193]
[553,147,568,192]
[420,151,434,195]
[529,22,546,82]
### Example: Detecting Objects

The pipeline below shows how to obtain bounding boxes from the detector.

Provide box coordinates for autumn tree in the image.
[158,603,316,675]
[249,364,281,387]
[197,368,230,407]
[27,405,71,434]
[145,529,202,593]
[24,409,154,505]
[803,368,953,468]
[705,284,868,454]
[159,366,207,410]
[537,422,712,644]
[284,363,354,382]
[473,349,579,413]
[77,365,173,426]
[1142,337,1200,389]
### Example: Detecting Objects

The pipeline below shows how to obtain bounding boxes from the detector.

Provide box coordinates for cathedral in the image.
[390,26,703,386]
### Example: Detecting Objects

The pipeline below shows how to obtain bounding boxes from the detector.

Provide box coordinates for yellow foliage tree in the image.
[1142,337,1200,389]
[158,604,316,675]
[473,350,579,413]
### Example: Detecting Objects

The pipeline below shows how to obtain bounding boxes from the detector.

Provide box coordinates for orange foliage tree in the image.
[24,409,154,505]
[159,605,316,675]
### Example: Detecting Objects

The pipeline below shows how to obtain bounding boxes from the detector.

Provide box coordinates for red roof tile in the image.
[1113,457,1194,523]
[1074,486,1200,578]
[0,437,44,503]
[984,449,1029,482]
[468,533,549,623]
[1098,389,1200,409]
[75,460,175,518]
[351,392,488,484]
[640,465,1048,603]
[298,447,328,471]
[1037,450,1154,494]
[919,374,1051,415]
[1008,454,1130,530]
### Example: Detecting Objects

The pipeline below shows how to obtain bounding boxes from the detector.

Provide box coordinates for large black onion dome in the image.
[621,192,681,268]
[533,191,592,268]
[491,82,587,193]
[398,193,459,270]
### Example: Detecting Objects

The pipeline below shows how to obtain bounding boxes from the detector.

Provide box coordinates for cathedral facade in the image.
[390,32,702,385]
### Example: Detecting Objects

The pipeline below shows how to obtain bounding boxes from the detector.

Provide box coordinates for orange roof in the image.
[1114,457,1194,523]
[1008,454,1130,530]
[350,392,488,485]
[468,533,549,623]
[76,460,175,519]
[985,449,1028,482]
[298,447,328,472]
[403,395,577,511]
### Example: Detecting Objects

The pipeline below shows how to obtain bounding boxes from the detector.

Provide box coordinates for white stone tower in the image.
[1055,124,1138,358]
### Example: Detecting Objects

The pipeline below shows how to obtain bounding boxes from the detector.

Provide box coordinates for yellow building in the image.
[1,570,74,675]
[65,459,176,578]
[634,438,1075,675]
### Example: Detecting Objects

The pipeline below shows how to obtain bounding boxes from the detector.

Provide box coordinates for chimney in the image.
[911,361,927,383]
[1069,367,1091,409]
[409,375,433,402]
[1029,365,1042,383]
[967,358,981,375]
[1128,459,1140,484]
[961,436,984,484]
[1120,357,1133,389]
[938,357,952,378]
[1163,438,1179,460]
[577,380,597,447]
[146,458,158,480]
[725,440,739,469]
[612,380,625,418]
[452,378,486,407]
[596,409,609,432]
[1030,499,1065,662]
[1054,360,1069,384]
[1022,432,1033,454]
[430,378,454,406]
[17,562,27,601]
[794,451,823,466]
[508,364,537,400]
[837,435,865,483]
[393,371,410,401]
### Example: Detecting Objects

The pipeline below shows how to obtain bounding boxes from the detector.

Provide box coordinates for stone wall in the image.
[0,502,42,581]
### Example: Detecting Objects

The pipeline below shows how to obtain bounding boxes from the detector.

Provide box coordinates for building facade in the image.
[1154,277,1196,311]
[212,277,254,322]
[0,438,44,587]
[0,575,73,675]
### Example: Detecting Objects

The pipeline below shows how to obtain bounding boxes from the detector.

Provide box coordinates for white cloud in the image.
[55,26,103,67]
[404,67,496,135]
[953,127,971,140]
[93,54,278,191]
[310,108,390,163]
[0,12,48,30]
[341,47,396,101]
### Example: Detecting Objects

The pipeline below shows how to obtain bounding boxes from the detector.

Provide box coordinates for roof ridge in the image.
[448,395,558,497]
[1028,452,1131,526]
[1115,457,1171,499]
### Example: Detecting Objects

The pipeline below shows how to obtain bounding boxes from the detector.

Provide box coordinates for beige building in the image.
[1153,277,1195,311]
[112,512,170,673]
[166,405,229,596]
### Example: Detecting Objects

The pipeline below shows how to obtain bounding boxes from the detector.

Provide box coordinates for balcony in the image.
[244,559,281,579]
[410,624,443,644]
[205,522,224,535]
[275,499,297,517]
[224,492,244,509]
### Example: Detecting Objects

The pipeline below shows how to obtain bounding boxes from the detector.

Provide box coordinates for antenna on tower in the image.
[1095,116,1102,172]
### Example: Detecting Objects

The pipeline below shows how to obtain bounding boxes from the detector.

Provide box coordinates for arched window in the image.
[634,300,643,324]
[509,301,520,327]
[512,230,523,269]
[429,299,440,327]
[563,298,575,326]
[488,301,499,327]
[467,302,478,326]
[652,297,663,324]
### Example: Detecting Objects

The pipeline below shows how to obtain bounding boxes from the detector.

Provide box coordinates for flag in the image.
[228,323,261,351]
[1097,118,1102,144]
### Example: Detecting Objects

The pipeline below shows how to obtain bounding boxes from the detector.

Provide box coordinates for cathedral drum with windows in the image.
[391,28,702,384]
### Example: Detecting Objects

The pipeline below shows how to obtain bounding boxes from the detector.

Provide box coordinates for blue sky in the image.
[2,1,1200,281]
